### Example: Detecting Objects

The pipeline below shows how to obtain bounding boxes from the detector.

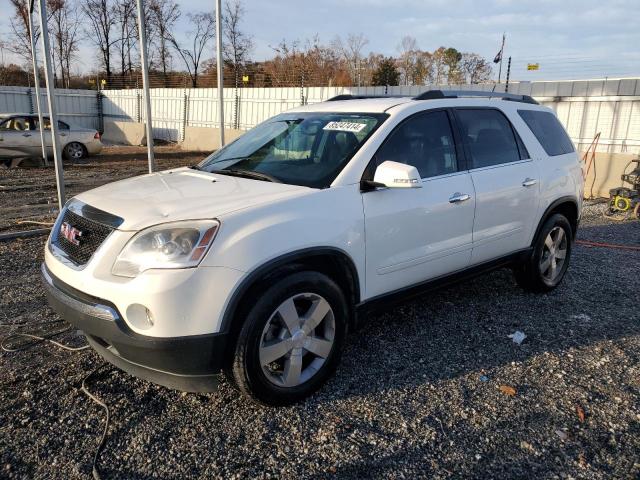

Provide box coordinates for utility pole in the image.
[136,0,156,173]
[216,0,225,147]
[34,0,65,209]
[28,7,48,166]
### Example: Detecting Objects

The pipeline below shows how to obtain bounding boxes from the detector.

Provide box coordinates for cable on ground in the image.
[80,364,112,480]
[2,319,112,479]
[1,321,89,352]
[575,239,640,252]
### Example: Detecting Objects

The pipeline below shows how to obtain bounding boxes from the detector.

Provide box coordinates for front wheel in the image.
[226,271,348,406]
[514,213,573,292]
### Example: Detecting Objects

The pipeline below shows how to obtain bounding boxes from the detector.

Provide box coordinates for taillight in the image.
[94,132,101,140]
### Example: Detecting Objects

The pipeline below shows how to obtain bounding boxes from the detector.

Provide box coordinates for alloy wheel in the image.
[539,226,568,283]
[259,293,335,388]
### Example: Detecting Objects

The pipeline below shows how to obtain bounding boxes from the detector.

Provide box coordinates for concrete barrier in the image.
[583,151,638,199]
[103,120,146,146]
[181,126,244,152]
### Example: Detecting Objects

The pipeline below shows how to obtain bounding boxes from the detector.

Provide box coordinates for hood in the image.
[75,167,312,230]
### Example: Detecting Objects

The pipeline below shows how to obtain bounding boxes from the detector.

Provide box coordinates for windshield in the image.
[198,112,387,188]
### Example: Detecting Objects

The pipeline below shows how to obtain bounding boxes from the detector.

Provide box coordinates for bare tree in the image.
[222,0,253,88]
[148,0,180,82]
[7,0,36,66]
[114,0,137,78]
[397,35,418,85]
[167,12,215,87]
[83,0,118,83]
[460,53,492,84]
[47,0,82,88]
[431,47,448,85]
[332,33,369,86]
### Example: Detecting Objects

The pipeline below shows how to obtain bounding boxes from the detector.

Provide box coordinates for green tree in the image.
[371,57,399,86]
[443,47,463,84]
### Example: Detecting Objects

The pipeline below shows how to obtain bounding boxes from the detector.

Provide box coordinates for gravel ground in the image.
[0,145,204,233]
[1,158,639,479]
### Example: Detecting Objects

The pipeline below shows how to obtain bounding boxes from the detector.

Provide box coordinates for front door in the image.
[454,108,540,265]
[0,116,37,158]
[362,110,476,299]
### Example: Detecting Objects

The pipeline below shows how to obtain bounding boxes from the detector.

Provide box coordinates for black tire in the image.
[63,142,87,160]
[514,213,573,293]
[225,271,348,406]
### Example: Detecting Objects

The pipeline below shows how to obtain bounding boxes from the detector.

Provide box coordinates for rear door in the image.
[362,109,476,298]
[33,117,72,156]
[454,108,540,265]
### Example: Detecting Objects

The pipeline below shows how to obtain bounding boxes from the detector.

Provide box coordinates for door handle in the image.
[522,178,538,187]
[449,192,471,203]
[22,133,32,137]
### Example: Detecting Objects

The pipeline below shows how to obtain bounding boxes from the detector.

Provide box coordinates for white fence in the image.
[2,78,640,153]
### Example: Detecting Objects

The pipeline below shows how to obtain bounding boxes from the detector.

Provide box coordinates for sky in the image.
[1,0,639,81]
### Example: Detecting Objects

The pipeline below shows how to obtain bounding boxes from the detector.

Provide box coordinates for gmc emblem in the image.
[60,222,83,246]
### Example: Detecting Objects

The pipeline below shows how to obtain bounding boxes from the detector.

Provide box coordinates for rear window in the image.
[518,110,574,156]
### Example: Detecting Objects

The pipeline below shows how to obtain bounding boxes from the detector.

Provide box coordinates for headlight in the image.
[112,220,220,278]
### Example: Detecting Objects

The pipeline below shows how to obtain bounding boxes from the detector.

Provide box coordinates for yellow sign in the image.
[242,75,249,83]
[527,63,540,71]
[100,79,107,86]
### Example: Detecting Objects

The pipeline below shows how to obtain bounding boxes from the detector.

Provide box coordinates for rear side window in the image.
[518,110,574,156]
[374,110,458,178]
[455,109,523,169]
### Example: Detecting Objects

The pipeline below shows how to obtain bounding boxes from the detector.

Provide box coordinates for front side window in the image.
[0,117,31,131]
[518,109,574,156]
[373,110,458,178]
[198,112,387,188]
[455,109,523,169]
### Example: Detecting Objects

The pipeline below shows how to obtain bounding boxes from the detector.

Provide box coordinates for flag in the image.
[493,34,505,64]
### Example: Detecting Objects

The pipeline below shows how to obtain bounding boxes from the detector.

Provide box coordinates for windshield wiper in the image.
[189,165,201,170]
[211,168,281,183]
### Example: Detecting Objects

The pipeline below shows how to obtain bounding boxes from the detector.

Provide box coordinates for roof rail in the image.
[326,94,406,101]
[413,89,539,105]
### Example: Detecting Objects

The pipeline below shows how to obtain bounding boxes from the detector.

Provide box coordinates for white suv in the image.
[43,90,583,405]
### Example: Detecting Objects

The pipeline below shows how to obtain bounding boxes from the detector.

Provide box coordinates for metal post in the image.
[505,57,512,93]
[215,0,225,147]
[35,0,64,209]
[28,8,47,166]
[135,0,156,173]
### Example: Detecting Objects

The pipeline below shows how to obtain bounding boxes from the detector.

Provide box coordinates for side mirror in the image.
[373,161,422,189]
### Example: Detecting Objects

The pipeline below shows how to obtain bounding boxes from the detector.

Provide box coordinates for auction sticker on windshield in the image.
[323,121,367,132]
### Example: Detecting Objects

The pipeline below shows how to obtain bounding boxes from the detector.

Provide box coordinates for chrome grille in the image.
[51,203,121,266]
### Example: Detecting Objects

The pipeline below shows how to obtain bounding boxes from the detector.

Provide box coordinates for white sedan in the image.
[0,113,103,167]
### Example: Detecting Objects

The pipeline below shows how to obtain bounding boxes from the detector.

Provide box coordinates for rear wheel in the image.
[63,142,87,160]
[514,213,572,292]
[226,271,347,406]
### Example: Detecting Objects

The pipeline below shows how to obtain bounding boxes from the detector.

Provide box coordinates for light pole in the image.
[136,0,156,173]
[216,0,225,147]
[34,0,65,209]
[28,8,48,166]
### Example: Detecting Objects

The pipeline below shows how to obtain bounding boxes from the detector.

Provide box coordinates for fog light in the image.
[126,304,155,330]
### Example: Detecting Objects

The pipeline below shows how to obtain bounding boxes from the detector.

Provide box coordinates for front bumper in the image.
[42,263,227,392]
